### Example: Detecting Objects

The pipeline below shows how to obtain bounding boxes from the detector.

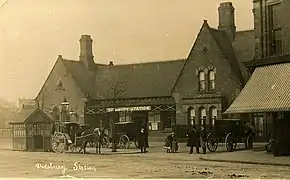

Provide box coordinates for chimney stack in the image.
[218,2,236,42]
[79,35,95,70]
[109,61,114,66]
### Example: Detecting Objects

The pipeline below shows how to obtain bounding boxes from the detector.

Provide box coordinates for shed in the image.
[9,108,53,151]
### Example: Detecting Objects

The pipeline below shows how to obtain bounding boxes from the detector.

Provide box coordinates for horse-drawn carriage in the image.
[51,122,107,153]
[112,122,141,149]
[205,119,255,152]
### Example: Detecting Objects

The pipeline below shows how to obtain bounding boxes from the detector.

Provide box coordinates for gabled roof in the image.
[173,20,246,91]
[10,108,53,124]
[61,59,99,96]
[209,27,245,85]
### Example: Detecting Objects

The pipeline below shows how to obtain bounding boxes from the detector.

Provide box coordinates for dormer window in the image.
[198,71,205,91]
[208,70,216,90]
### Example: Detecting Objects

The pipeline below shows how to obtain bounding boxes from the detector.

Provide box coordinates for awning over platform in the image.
[225,63,290,114]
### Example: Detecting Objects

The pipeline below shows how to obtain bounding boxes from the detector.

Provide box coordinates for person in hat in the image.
[139,126,147,153]
[187,126,200,154]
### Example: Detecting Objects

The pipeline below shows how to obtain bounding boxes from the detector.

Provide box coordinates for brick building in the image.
[36,2,254,132]
[226,0,290,155]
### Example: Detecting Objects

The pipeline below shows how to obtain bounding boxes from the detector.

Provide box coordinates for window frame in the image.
[208,70,216,91]
[198,71,206,92]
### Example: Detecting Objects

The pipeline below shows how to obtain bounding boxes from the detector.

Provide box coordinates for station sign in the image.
[106,106,151,112]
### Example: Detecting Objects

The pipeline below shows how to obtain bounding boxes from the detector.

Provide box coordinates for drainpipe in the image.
[260,0,264,60]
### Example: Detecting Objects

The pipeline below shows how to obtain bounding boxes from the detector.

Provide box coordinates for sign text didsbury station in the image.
[106,106,151,112]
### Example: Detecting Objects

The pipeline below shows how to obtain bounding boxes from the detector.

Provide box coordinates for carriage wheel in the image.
[52,132,66,153]
[134,138,139,148]
[119,135,130,149]
[225,133,237,152]
[246,135,253,149]
[102,137,110,148]
[69,145,81,153]
[206,133,218,152]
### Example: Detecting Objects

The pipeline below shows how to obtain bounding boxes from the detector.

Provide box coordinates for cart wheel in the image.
[246,134,253,149]
[225,133,237,152]
[52,132,66,153]
[134,139,139,148]
[102,136,110,148]
[206,133,218,152]
[119,135,130,149]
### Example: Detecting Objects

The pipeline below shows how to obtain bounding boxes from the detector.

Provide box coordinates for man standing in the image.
[187,126,200,154]
[139,126,147,153]
[200,126,207,154]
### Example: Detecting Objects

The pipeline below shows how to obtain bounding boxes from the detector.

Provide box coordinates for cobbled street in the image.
[0,139,290,179]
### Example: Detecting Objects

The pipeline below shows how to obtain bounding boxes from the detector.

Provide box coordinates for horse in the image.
[79,128,102,154]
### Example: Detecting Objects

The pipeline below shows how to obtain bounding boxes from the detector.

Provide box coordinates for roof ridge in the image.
[109,59,186,66]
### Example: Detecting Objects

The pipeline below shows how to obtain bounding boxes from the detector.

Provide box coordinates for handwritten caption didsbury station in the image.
[35,161,97,174]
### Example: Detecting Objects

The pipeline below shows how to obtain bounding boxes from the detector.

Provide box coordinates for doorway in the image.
[33,135,43,149]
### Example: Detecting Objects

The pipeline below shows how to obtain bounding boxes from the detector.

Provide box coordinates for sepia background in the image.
[0,0,252,103]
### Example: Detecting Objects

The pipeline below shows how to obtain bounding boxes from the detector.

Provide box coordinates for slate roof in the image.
[10,108,52,124]
[62,59,185,99]
[209,27,245,85]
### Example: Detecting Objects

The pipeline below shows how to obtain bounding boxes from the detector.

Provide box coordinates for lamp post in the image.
[60,98,70,124]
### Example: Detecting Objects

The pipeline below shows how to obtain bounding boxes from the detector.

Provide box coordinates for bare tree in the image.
[102,76,127,152]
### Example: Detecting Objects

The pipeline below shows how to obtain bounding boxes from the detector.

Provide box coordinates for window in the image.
[208,70,216,90]
[188,108,195,125]
[268,3,282,56]
[209,106,217,127]
[253,114,264,137]
[198,71,205,91]
[272,28,282,55]
[119,112,132,122]
[199,107,206,125]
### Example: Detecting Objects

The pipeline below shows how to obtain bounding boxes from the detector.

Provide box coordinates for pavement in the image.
[2,137,290,167]
[1,138,290,178]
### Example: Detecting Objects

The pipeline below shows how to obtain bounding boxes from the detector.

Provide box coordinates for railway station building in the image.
[35,2,254,134]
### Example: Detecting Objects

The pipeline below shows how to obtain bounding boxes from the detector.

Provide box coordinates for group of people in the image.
[186,126,207,154]
[163,126,207,154]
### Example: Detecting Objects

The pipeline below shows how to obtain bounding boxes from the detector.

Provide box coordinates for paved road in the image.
[0,140,289,178]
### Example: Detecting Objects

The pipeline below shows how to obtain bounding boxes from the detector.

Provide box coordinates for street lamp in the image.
[60,98,70,124]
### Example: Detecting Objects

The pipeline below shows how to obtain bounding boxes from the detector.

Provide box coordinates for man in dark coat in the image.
[139,126,147,153]
[187,126,200,154]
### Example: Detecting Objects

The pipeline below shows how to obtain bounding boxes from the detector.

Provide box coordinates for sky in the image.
[0,0,253,104]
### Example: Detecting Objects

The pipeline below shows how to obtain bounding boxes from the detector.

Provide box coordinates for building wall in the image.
[253,0,290,59]
[174,23,242,125]
[35,58,85,123]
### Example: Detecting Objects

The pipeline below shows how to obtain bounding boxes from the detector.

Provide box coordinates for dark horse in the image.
[78,128,103,154]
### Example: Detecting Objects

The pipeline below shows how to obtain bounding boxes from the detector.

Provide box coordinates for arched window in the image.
[188,108,195,125]
[198,71,205,91]
[199,107,206,125]
[210,106,217,126]
[209,70,216,90]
